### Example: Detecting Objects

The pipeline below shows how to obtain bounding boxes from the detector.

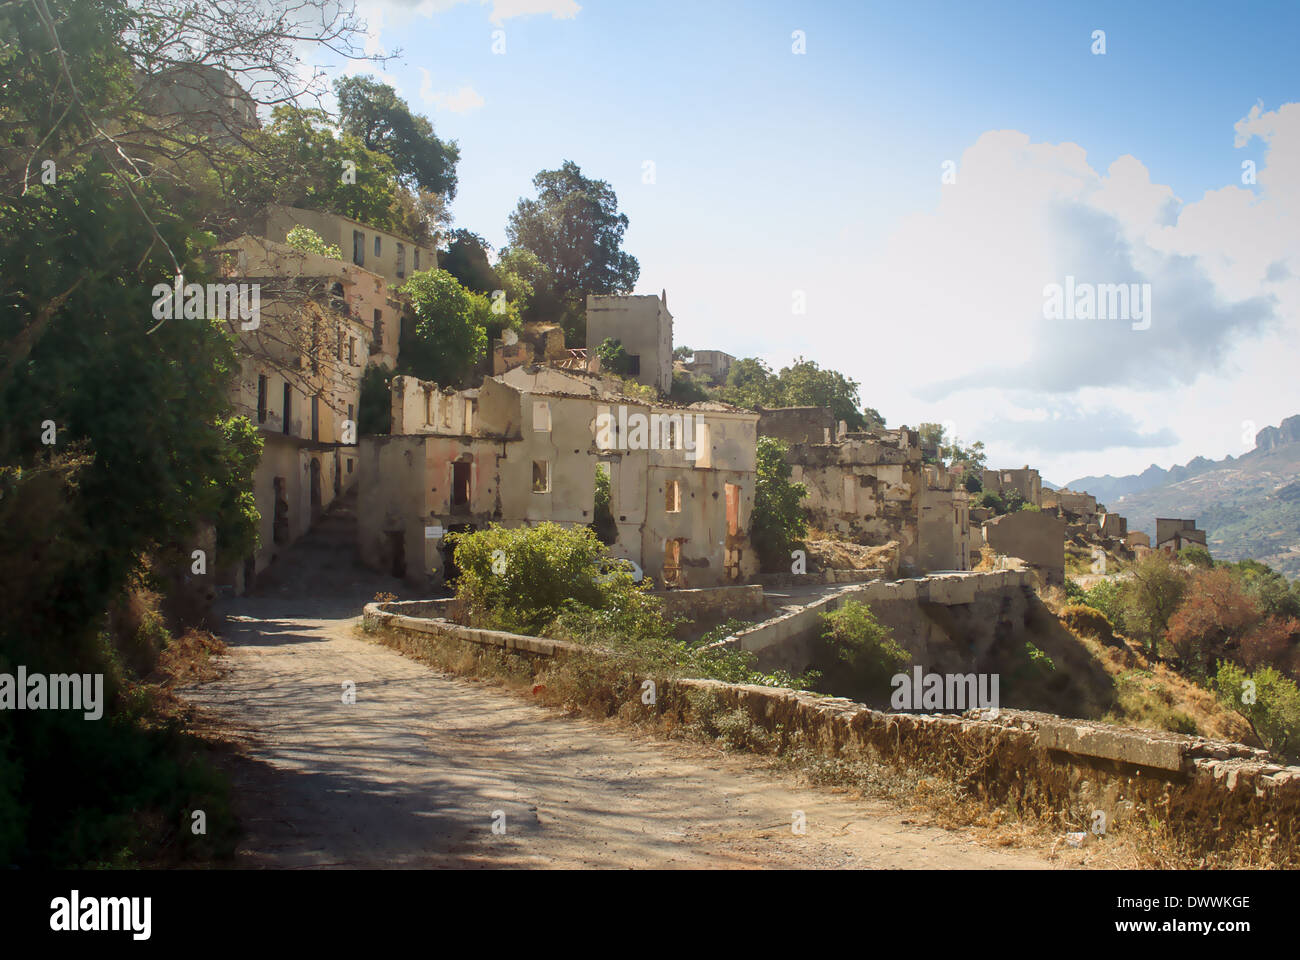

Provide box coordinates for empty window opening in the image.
[532,460,551,493]
[352,230,365,266]
[663,538,683,587]
[626,354,641,376]
[396,243,405,278]
[257,375,268,424]
[282,383,292,435]
[533,400,552,432]
[452,461,471,507]
[373,235,382,257]
[725,483,740,535]
[665,480,681,513]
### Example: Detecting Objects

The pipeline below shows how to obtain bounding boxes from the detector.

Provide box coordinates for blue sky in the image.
[323,0,1300,484]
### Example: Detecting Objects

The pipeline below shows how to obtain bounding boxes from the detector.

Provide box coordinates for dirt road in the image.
[185,593,1059,869]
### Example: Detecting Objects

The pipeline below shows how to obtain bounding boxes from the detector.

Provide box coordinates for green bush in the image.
[448,522,611,634]
[821,599,909,700]
[1059,603,1115,643]
[1082,579,1127,635]
[1214,662,1300,760]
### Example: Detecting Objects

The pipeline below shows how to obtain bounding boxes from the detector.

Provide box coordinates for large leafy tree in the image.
[231,106,404,233]
[777,358,868,431]
[336,75,459,199]
[398,269,490,386]
[504,160,639,343]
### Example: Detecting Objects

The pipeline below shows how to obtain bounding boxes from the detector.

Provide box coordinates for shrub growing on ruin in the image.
[751,437,808,572]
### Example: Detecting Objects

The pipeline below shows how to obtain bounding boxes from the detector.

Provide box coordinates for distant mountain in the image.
[1066,457,1229,506]
[1091,415,1300,579]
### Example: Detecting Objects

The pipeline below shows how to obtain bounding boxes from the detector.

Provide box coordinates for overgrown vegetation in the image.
[750,437,808,572]
[818,600,909,704]
[445,522,815,689]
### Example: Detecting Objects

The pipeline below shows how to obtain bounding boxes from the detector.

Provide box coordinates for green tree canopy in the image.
[397,269,489,385]
[336,75,459,199]
[505,160,639,344]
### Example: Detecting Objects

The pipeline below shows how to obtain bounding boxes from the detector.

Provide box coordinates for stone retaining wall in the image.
[361,599,1300,839]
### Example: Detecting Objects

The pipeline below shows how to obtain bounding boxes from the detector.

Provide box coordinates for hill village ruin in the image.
[210,203,1208,602]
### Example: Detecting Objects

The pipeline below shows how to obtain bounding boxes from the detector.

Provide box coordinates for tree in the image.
[673,345,694,362]
[397,269,489,386]
[1165,567,1260,677]
[751,438,807,572]
[505,160,639,343]
[591,466,617,545]
[358,364,392,435]
[717,357,778,409]
[336,75,459,200]
[820,599,910,703]
[862,406,886,431]
[1214,662,1300,760]
[777,358,867,431]
[440,229,498,294]
[232,106,405,233]
[1121,551,1189,655]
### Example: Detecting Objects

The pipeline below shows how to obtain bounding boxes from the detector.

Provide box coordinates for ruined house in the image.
[213,235,382,590]
[1042,487,1098,519]
[980,466,1043,507]
[357,368,759,588]
[981,510,1066,586]
[1156,518,1208,555]
[779,427,971,573]
[682,349,736,386]
[586,292,674,394]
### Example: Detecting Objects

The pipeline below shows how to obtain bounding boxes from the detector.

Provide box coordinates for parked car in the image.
[595,557,645,585]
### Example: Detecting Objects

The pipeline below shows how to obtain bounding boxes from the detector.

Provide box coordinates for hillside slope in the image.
[1111,431,1300,578]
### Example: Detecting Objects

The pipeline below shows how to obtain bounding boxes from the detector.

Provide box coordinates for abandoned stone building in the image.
[763,417,971,574]
[980,510,1066,586]
[357,365,760,588]
[586,292,674,394]
[681,349,736,386]
[981,466,1043,507]
[252,204,436,292]
[214,233,388,589]
[1042,487,1098,518]
[1156,518,1208,554]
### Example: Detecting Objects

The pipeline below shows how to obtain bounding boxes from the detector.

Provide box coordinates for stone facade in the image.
[358,373,760,589]
[782,427,970,573]
[981,466,1043,507]
[981,510,1066,586]
[586,292,673,394]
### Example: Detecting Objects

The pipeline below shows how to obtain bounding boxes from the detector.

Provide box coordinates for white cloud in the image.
[829,106,1300,478]
[418,70,485,113]
[374,0,580,24]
